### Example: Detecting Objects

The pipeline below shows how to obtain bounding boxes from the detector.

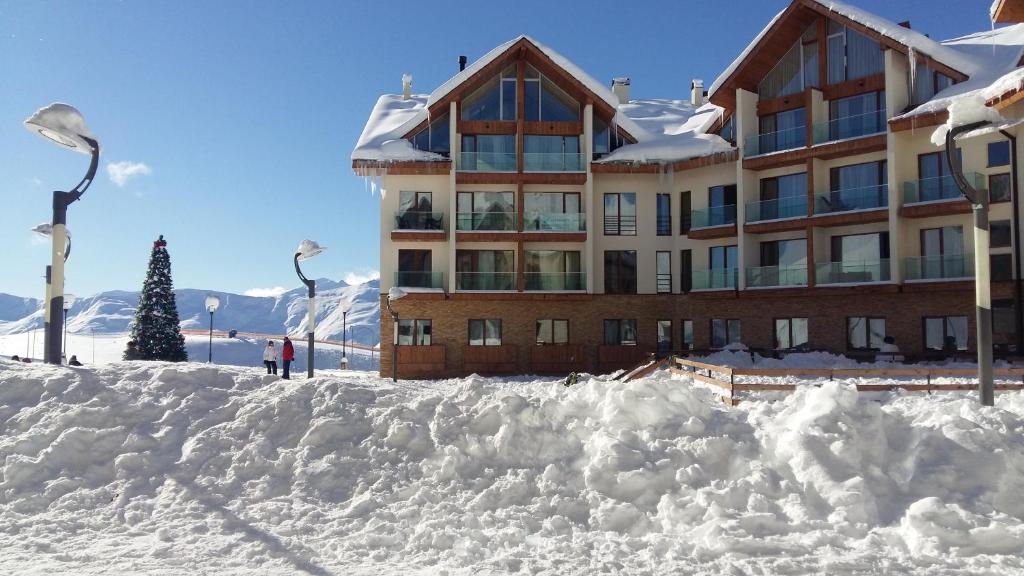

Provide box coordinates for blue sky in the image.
[0,0,995,298]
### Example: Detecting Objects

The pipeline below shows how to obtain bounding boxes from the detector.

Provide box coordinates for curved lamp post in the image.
[341,305,350,369]
[24,103,100,365]
[294,240,326,378]
[62,293,76,362]
[205,294,221,363]
[386,287,407,382]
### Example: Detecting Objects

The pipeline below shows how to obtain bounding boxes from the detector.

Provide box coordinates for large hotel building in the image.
[354,0,1024,378]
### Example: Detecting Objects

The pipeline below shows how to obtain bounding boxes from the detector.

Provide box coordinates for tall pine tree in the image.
[126,235,188,361]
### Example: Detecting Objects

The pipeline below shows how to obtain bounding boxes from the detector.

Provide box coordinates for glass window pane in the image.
[988,141,1010,167]
[990,173,1012,203]
[418,320,432,346]
[469,320,484,346]
[827,34,845,83]
[604,320,620,345]
[846,29,883,80]
[682,320,693,349]
[486,319,502,346]
[621,320,637,345]
[868,319,885,350]
[803,42,819,88]
[848,317,867,349]
[540,76,580,121]
[501,79,517,121]
[553,320,568,344]
[398,319,414,346]
[924,318,944,350]
[992,220,1012,248]
[462,76,502,120]
[712,319,726,348]
[536,319,552,344]
[775,319,791,349]
[728,320,742,345]
[948,316,968,350]
[793,318,809,348]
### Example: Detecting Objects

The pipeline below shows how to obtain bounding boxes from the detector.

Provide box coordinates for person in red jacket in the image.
[282,336,295,379]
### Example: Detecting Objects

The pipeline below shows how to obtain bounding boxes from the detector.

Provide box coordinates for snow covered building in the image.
[353,0,1024,378]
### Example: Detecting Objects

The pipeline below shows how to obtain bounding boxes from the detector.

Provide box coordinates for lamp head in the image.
[24,103,98,155]
[388,287,408,302]
[295,239,326,261]
[63,293,76,310]
[205,294,221,313]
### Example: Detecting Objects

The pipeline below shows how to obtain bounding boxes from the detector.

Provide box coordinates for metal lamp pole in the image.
[62,293,75,362]
[947,120,995,406]
[341,308,349,369]
[386,287,407,382]
[294,240,326,378]
[205,294,220,363]
[32,224,70,364]
[24,103,99,366]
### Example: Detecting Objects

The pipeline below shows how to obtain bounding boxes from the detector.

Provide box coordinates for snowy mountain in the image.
[0,279,381,345]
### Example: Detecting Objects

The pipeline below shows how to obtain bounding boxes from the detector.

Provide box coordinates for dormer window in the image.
[410,112,450,156]
[524,65,580,122]
[592,117,625,159]
[462,66,517,121]
[910,63,956,105]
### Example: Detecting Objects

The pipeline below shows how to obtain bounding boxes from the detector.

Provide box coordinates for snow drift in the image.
[1,360,1023,574]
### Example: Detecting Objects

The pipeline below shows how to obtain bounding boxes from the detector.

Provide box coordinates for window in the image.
[461,66,517,121]
[758,108,806,151]
[457,191,515,231]
[397,319,432,346]
[916,150,960,202]
[657,194,672,235]
[524,135,581,171]
[680,250,693,292]
[604,251,637,294]
[604,193,637,235]
[717,116,736,143]
[410,113,450,156]
[469,319,502,346]
[990,173,1012,203]
[711,319,741,348]
[524,65,580,121]
[524,192,581,231]
[848,317,885,350]
[592,117,625,159]
[758,24,819,98]
[397,250,434,288]
[924,316,968,351]
[460,134,516,171]
[920,226,965,279]
[524,250,582,290]
[536,319,569,345]
[680,191,692,234]
[828,232,889,282]
[681,320,694,350]
[988,141,1010,167]
[706,184,737,227]
[992,220,1012,248]
[828,91,885,139]
[992,254,1012,282]
[657,320,673,354]
[656,251,672,293]
[994,300,1016,336]
[397,192,441,230]
[775,318,809,350]
[911,63,956,105]
[827,21,883,84]
[755,239,807,286]
[709,245,738,288]
[456,250,515,290]
[758,173,807,219]
[604,319,637,346]
[823,160,887,212]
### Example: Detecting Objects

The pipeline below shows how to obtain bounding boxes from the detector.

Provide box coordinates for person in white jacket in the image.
[263,341,278,375]
[878,336,904,363]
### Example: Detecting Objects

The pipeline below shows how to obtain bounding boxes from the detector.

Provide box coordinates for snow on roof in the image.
[351,94,444,163]
[595,100,734,165]
[710,0,986,100]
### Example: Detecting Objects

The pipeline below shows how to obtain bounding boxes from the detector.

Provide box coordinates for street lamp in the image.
[205,294,221,363]
[31,223,71,364]
[62,293,76,362]
[24,103,100,366]
[294,239,326,378]
[385,287,407,382]
[341,305,350,369]
[947,120,996,406]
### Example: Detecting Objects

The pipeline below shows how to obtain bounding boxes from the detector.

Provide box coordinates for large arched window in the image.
[461,66,517,121]
[524,65,580,122]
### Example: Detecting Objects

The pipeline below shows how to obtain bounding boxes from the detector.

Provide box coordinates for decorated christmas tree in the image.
[125,235,188,361]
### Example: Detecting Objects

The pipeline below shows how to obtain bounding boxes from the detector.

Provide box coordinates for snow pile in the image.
[351,94,446,163]
[2,361,1024,574]
[596,100,734,165]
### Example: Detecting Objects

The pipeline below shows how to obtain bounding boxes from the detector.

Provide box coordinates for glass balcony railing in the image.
[523,213,585,232]
[523,152,585,172]
[746,265,808,288]
[456,211,516,231]
[904,254,974,281]
[743,126,807,157]
[812,109,887,144]
[393,211,444,231]
[394,271,445,289]
[692,268,738,290]
[745,196,808,223]
[456,271,516,291]
[691,205,737,228]
[524,272,586,291]
[457,152,516,172]
[814,184,888,214]
[903,173,985,205]
[815,259,891,284]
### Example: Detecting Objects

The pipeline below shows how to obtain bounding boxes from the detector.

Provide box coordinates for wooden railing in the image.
[671,357,1024,405]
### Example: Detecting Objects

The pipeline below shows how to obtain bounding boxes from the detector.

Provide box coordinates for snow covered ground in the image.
[1,359,1023,574]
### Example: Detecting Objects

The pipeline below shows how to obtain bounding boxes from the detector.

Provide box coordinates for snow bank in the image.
[2,361,1023,574]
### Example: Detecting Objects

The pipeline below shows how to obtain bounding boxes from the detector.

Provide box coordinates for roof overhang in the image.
[992,0,1024,24]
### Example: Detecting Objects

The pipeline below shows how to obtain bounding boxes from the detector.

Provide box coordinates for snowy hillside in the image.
[0,279,381,345]
[1,361,1023,574]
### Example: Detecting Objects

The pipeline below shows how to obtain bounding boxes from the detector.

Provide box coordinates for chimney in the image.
[691,79,704,106]
[611,78,630,105]
[898,20,911,29]
[402,73,412,100]
[459,55,467,72]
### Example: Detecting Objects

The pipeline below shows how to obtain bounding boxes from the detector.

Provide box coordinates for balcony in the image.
[691,205,737,228]
[746,265,808,288]
[393,211,445,231]
[904,254,974,281]
[743,126,806,158]
[745,196,808,223]
[815,259,891,285]
[691,268,737,290]
[393,271,446,289]
[455,271,515,291]
[524,271,586,291]
[456,211,516,232]
[523,213,585,232]
[812,109,886,145]
[903,173,984,205]
[814,184,888,215]
[457,152,516,172]
[523,152,585,172]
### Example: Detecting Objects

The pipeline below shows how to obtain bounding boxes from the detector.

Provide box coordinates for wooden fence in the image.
[670,357,1024,405]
